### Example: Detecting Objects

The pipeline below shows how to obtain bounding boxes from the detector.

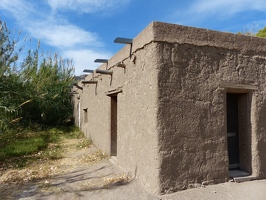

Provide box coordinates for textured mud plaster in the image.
[154,22,266,193]
[77,40,161,193]
[73,21,266,195]
[71,90,81,128]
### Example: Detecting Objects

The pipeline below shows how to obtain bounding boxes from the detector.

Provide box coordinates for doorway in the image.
[226,93,251,174]
[110,95,117,156]
[226,93,240,169]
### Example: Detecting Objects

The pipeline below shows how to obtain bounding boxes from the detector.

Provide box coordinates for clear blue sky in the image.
[1,0,266,75]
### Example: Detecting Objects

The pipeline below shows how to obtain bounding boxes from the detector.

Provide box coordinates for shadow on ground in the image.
[1,160,134,200]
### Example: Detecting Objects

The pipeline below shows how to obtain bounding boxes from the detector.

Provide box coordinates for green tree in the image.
[0,20,23,131]
[20,50,75,126]
[0,19,75,131]
[256,27,266,38]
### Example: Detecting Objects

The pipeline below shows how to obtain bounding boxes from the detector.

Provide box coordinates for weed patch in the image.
[0,137,47,161]
[81,150,108,164]
[0,126,84,170]
[76,139,92,149]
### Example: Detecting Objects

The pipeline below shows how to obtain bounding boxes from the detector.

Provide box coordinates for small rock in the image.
[202,181,209,186]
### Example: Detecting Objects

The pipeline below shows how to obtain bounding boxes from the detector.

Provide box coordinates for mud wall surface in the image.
[155,21,266,193]
[73,21,266,194]
[78,41,161,193]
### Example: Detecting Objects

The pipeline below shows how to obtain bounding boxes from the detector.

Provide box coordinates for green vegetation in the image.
[256,27,266,38]
[0,137,47,159]
[0,21,97,185]
[0,19,81,168]
[237,25,266,38]
[0,126,84,168]
[76,139,92,149]
[0,20,75,132]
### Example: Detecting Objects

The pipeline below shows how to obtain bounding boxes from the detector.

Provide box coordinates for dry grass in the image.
[76,139,92,149]
[0,138,103,185]
[80,150,107,164]
[104,173,132,186]
[0,129,117,200]
[0,163,61,184]
[78,173,132,191]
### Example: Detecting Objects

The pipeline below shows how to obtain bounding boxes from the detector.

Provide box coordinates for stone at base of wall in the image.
[109,156,117,165]
[233,176,257,183]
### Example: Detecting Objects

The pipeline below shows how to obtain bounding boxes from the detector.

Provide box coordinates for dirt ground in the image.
[1,138,266,200]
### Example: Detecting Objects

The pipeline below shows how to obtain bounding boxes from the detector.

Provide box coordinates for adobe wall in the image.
[77,29,161,193]
[153,22,266,193]
[71,92,81,128]
[73,21,266,194]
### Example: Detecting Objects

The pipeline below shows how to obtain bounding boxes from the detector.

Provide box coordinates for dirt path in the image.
[1,138,266,200]
[0,138,155,200]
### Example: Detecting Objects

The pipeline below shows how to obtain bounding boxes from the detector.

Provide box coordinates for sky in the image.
[1,0,266,75]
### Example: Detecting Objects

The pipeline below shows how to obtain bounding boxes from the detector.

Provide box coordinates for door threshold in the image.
[109,156,117,165]
[229,170,256,183]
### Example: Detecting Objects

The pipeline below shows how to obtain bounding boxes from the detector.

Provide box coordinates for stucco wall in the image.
[154,22,266,193]
[78,39,161,193]
[71,95,79,127]
[73,21,266,194]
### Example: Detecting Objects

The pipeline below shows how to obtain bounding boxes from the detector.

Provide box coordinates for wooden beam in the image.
[82,81,98,84]
[73,83,83,90]
[96,69,113,75]
[106,87,123,96]
[220,83,257,91]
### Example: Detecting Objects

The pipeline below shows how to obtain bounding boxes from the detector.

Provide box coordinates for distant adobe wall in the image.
[153,22,266,193]
[77,24,161,193]
[71,95,79,127]
[71,89,82,128]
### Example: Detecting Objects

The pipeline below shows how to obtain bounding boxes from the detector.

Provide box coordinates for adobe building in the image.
[72,21,266,194]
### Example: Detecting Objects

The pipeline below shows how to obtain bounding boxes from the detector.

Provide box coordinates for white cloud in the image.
[47,0,130,13]
[28,22,101,49]
[62,49,112,75]
[0,0,113,75]
[191,0,266,15]
[0,1,101,50]
[0,0,131,75]
[0,0,35,19]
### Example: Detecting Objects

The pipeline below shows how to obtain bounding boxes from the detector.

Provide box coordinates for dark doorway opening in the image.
[227,93,240,169]
[110,95,117,156]
[226,93,251,174]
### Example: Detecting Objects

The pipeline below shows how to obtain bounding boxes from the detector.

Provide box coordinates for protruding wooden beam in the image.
[83,69,94,73]
[106,87,123,96]
[114,37,133,58]
[114,37,133,44]
[116,62,126,68]
[73,83,83,90]
[95,69,113,75]
[94,59,108,63]
[82,81,98,84]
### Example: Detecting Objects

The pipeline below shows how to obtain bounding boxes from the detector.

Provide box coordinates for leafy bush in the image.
[256,27,266,38]
[0,20,75,130]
